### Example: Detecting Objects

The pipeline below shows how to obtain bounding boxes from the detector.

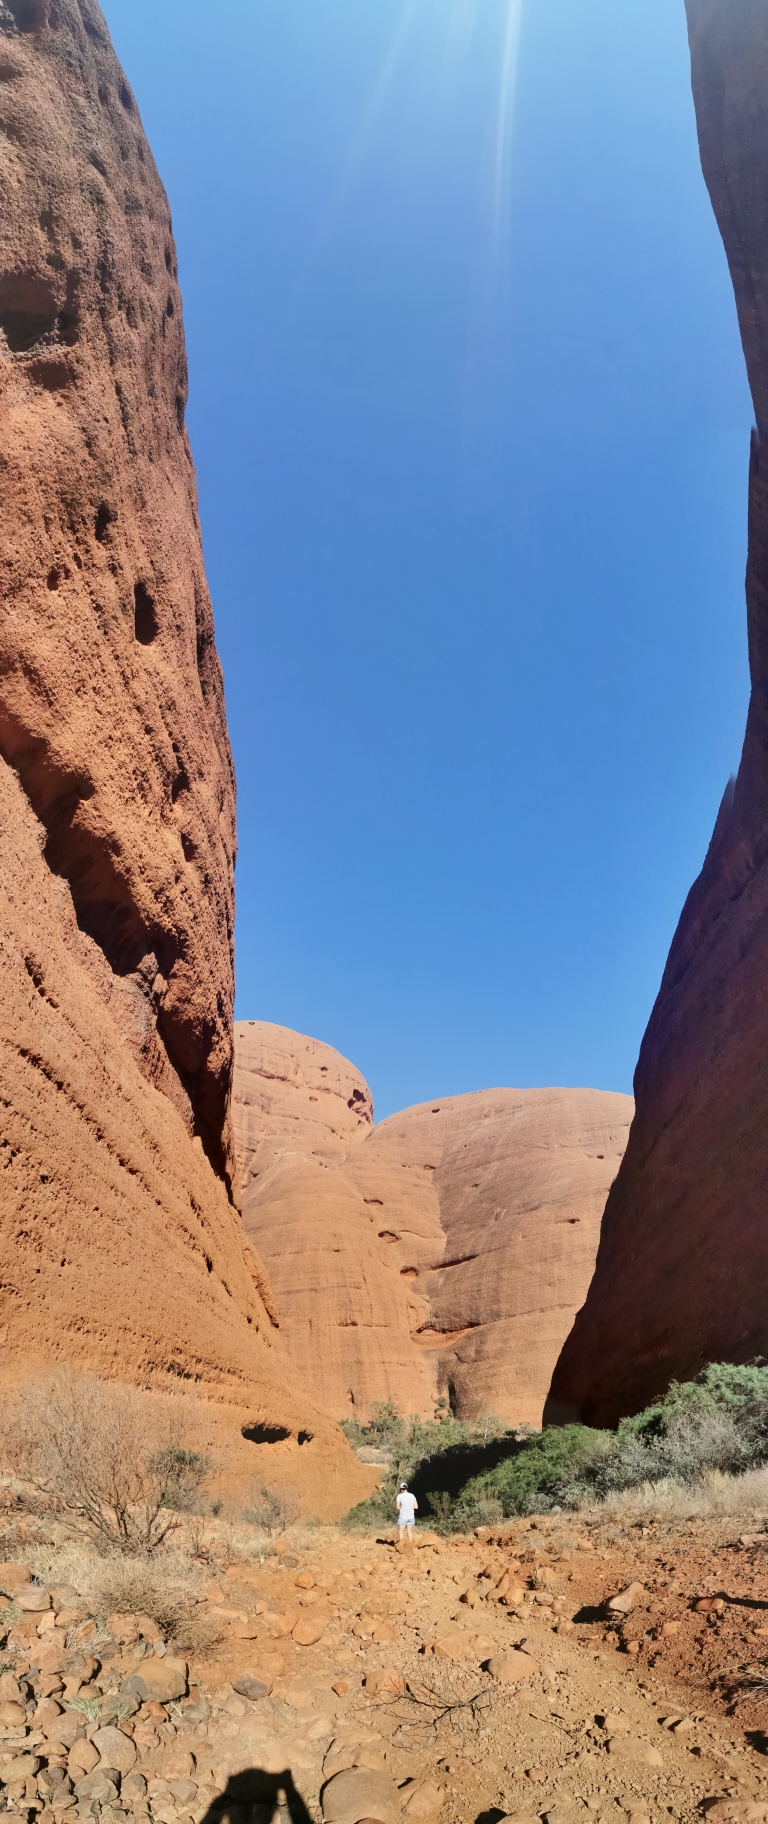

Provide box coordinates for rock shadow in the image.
[408,1435,523,1505]
[199,1767,313,1824]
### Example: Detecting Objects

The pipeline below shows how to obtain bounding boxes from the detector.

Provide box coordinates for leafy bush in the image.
[343,1365,768,1528]
[452,1364,768,1518]
[342,1405,519,1528]
[0,1371,209,1555]
[459,1424,609,1518]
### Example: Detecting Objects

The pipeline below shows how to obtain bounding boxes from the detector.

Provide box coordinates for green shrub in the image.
[459,1423,609,1517]
[342,1366,768,1528]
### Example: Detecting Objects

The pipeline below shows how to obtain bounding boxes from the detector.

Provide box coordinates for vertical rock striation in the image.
[0,0,375,1513]
[546,0,768,1427]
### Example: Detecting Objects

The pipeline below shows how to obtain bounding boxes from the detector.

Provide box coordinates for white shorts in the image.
[398,1518,414,1529]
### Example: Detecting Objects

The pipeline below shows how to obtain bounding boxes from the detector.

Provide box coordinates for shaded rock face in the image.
[0,0,235,1186]
[0,0,375,1514]
[545,0,768,1428]
[234,1023,633,1425]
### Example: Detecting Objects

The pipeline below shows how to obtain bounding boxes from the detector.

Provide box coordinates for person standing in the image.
[396,1480,417,1550]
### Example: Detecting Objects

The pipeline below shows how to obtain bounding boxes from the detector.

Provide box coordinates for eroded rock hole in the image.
[5,0,46,33]
[242,1423,291,1445]
[134,582,158,645]
[0,272,58,352]
[46,567,60,591]
[298,1430,313,1446]
[94,503,112,542]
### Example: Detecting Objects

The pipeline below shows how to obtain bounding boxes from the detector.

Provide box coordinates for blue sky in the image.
[104,0,753,1119]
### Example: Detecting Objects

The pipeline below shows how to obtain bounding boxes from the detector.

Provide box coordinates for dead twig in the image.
[387,1679,492,1736]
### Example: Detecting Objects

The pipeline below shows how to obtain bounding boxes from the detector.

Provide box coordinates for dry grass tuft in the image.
[596,1464,768,1524]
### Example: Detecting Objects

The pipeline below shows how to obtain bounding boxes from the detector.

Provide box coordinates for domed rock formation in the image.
[0,0,372,1516]
[546,0,768,1428]
[234,1022,633,1425]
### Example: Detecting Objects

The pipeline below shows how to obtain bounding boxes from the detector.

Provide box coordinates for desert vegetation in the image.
[343,1365,768,1530]
[0,1372,210,1556]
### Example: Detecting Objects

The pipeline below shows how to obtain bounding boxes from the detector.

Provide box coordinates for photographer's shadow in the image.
[199,1766,313,1824]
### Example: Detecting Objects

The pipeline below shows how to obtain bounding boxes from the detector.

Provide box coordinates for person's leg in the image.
[397,1523,405,1554]
[405,1521,414,1551]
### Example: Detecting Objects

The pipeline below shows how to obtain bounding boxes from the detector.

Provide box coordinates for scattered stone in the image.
[703,1806,768,1822]
[0,1754,40,1784]
[296,1572,316,1589]
[400,1779,446,1818]
[371,1621,397,1644]
[487,1651,539,1685]
[233,1674,271,1700]
[607,1737,663,1769]
[694,1599,726,1615]
[333,1678,353,1697]
[0,1700,26,1726]
[122,1656,188,1703]
[364,1668,406,1701]
[293,1617,325,1647]
[75,1768,119,1806]
[322,1766,400,1824]
[91,1726,136,1776]
[607,1583,645,1615]
[15,1585,51,1613]
[122,1771,148,1803]
[67,1742,100,1780]
[0,1566,31,1592]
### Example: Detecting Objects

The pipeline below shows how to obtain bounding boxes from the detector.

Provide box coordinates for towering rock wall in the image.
[546,0,768,1428]
[234,1022,633,1425]
[0,0,373,1515]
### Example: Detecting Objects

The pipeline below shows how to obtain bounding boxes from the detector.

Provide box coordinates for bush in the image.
[87,1559,223,1653]
[0,1371,209,1555]
[448,1363,768,1518]
[242,1484,301,1535]
[459,1424,608,1517]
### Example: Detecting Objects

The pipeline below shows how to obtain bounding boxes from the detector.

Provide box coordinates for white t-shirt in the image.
[396,1490,417,1525]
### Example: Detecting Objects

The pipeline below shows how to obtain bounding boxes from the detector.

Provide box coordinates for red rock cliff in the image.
[234,1022,632,1427]
[546,0,768,1427]
[0,0,375,1515]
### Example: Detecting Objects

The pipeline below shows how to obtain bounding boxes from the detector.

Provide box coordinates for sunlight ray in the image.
[493,0,525,247]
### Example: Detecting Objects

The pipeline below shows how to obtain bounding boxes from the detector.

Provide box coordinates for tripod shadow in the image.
[198,1766,313,1824]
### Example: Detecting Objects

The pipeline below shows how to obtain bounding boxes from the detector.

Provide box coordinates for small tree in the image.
[242,1484,301,1536]
[0,1371,208,1555]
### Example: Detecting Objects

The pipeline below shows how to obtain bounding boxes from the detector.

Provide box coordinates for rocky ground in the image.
[1,1508,767,1824]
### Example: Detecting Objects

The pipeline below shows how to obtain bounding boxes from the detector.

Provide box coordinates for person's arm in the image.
[414,1497,418,1509]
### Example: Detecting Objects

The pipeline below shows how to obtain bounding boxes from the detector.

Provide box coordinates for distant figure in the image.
[396,1479,417,1550]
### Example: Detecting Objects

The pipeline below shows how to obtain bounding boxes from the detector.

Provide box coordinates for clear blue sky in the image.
[104,0,752,1119]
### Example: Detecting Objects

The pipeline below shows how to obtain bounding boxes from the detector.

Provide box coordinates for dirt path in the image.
[2,1514,768,1824]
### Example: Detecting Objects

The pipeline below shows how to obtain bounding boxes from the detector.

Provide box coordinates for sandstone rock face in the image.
[545,0,768,1428]
[234,1023,632,1425]
[234,1023,437,1421]
[365,1088,633,1426]
[0,0,372,1517]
